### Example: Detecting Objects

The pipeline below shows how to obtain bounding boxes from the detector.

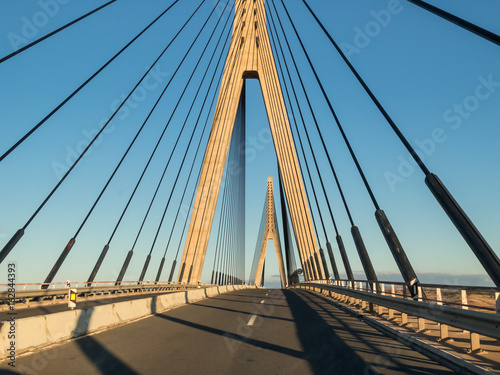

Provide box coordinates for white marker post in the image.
[68,289,77,310]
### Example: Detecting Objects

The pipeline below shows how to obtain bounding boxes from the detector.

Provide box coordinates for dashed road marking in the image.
[247,314,258,326]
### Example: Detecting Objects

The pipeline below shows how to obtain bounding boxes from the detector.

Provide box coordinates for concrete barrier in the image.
[0,285,254,359]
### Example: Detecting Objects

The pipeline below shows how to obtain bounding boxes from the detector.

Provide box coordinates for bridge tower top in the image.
[266,177,276,232]
[231,0,268,78]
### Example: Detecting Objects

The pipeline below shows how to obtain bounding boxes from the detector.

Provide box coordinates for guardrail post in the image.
[496,292,500,313]
[469,333,481,353]
[415,285,426,330]
[379,284,386,315]
[439,323,449,341]
[461,289,468,310]
[388,284,395,319]
[417,316,426,332]
[401,312,408,326]
[372,282,379,314]
[388,307,394,320]
[364,281,372,312]
[436,288,443,305]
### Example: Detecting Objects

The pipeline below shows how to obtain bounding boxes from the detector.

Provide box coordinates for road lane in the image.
[1,288,455,374]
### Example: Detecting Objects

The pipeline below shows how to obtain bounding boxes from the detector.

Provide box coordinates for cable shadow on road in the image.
[154,313,305,359]
[0,369,19,374]
[210,296,284,307]
[190,302,295,323]
[72,307,139,375]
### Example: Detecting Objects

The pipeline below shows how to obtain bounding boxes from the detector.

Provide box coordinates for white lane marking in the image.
[247,314,258,326]
[260,300,265,304]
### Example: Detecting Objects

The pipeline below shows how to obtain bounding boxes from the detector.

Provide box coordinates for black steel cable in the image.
[78,0,232,241]
[254,10,310,267]
[218,174,233,283]
[218,171,233,284]
[139,0,231,262]
[300,0,430,178]
[277,0,382,211]
[0,0,199,265]
[0,0,180,163]
[301,1,500,290]
[181,10,248,282]
[48,0,218,283]
[161,8,234,262]
[269,1,356,227]
[102,1,212,249]
[211,181,230,282]
[407,0,500,46]
[77,0,231,242]
[278,173,297,274]
[177,12,249,283]
[174,41,246,279]
[0,0,117,64]
[222,138,237,284]
[254,8,320,279]
[267,8,329,243]
[102,1,226,282]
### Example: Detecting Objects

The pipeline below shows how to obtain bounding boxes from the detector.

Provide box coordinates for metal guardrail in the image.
[292,282,500,351]
[310,278,500,312]
[314,278,500,292]
[0,281,207,303]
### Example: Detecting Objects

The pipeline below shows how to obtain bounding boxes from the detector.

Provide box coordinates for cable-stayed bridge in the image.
[0,0,499,374]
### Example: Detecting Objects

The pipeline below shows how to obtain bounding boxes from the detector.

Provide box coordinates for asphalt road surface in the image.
[0,288,455,375]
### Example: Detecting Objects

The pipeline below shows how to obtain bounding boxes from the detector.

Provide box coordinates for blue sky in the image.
[0,0,499,287]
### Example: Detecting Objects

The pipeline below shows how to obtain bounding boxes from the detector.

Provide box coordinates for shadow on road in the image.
[73,307,139,375]
[155,313,305,359]
[283,289,371,374]
[287,289,454,375]
[191,302,294,323]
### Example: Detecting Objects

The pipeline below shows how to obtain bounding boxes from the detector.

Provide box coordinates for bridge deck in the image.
[1,289,457,374]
